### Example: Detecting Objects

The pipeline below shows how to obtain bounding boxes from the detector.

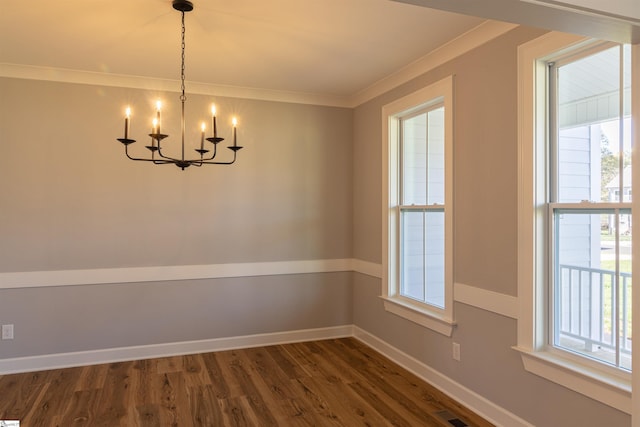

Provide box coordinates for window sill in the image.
[513,346,631,414]
[381,296,455,337]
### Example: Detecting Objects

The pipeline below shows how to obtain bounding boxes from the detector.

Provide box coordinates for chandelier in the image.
[116,0,242,170]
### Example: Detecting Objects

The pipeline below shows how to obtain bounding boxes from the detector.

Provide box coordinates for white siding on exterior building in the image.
[400,107,446,308]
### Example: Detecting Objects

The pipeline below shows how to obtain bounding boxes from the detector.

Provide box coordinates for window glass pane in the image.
[402,106,445,205]
[427,107,445,205]
[401,209,445,308]
[553,210,632,369]
[555,46,632,203]
[402,113,427,205]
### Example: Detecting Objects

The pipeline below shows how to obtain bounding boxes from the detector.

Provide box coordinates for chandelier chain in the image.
[180,11,186,102]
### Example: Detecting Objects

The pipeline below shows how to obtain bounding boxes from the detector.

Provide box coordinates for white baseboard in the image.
[353,326,534,427]
[0,325,354,375]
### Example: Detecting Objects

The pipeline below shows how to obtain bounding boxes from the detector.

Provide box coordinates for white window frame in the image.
[382,75,454,337]
[516,32,640,414]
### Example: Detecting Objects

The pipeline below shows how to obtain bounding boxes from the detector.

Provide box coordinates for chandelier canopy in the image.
[116,0,243,170]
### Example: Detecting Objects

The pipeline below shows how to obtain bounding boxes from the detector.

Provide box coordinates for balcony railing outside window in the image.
[556,264,632,370]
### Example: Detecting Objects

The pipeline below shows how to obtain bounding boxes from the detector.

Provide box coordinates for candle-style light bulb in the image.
[151,118,159,148]
[124,106,131,139]
[211,104,217,138]
[200,122,205,150]
[155,100,162,134]
[232,117,238,147]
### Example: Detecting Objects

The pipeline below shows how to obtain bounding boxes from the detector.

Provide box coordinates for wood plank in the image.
[154,371,191,426]
[241,346,301,401]
[219,396,260,427]
[234,347,320,426]
[215,349,279,426]
[0,376,47,421]
[188,385,225,426]
[92,361,133,426]
[199,351,232,399]
[57,389,103,426]
[21,367,83,426]
[182,354,212,388]
[295,375,393,426]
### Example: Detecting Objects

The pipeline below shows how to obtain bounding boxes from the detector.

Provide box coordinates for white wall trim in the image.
[631,42,640,427]
[352,263,521,320]
[454,282,518,319]
[2,261,522,322]
[0,258,379,289]
[0,21,516,109]
[0,259,353,289]
[0,325,354,375]
[351,259,383,278]
[353,326,534,427]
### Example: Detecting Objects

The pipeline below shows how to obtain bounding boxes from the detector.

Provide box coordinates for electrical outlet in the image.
[452,342,461,361]
[2,324,14,340]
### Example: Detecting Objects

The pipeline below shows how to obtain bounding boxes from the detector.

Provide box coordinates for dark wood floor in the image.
[0,338,493,426]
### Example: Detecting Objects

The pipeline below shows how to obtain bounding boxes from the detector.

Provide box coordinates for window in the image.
[382,76,454,336]
[549,44,633,370]
[518,33,638,413]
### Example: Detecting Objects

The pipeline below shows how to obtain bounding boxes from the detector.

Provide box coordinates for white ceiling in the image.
[2,0,638,105]
[0,0,486,98]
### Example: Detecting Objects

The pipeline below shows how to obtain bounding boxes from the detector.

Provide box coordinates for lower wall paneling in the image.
[0,272,353,361]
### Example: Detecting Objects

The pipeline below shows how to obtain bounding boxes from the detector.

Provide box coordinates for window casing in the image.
[382,76,454,336]
[517,33,639,413]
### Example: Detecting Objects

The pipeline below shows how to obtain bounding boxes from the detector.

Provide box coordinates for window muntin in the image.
[548,44,632,371]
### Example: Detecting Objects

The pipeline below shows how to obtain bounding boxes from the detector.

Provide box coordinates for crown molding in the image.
[0,63,353,108]
[0,21,517,109]
[350,20,518,106]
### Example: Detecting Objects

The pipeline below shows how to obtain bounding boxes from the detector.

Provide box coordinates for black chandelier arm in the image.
[120,138,241,167]
[198,146,243,165]
[124,144,174,164]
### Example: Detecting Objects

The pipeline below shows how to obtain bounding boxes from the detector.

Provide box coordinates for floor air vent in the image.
[433,410,469,427]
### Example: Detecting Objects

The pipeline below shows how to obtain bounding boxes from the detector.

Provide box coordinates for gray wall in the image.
[0,77,353,359]
[0,79,353,270]
[351,26,631,426]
